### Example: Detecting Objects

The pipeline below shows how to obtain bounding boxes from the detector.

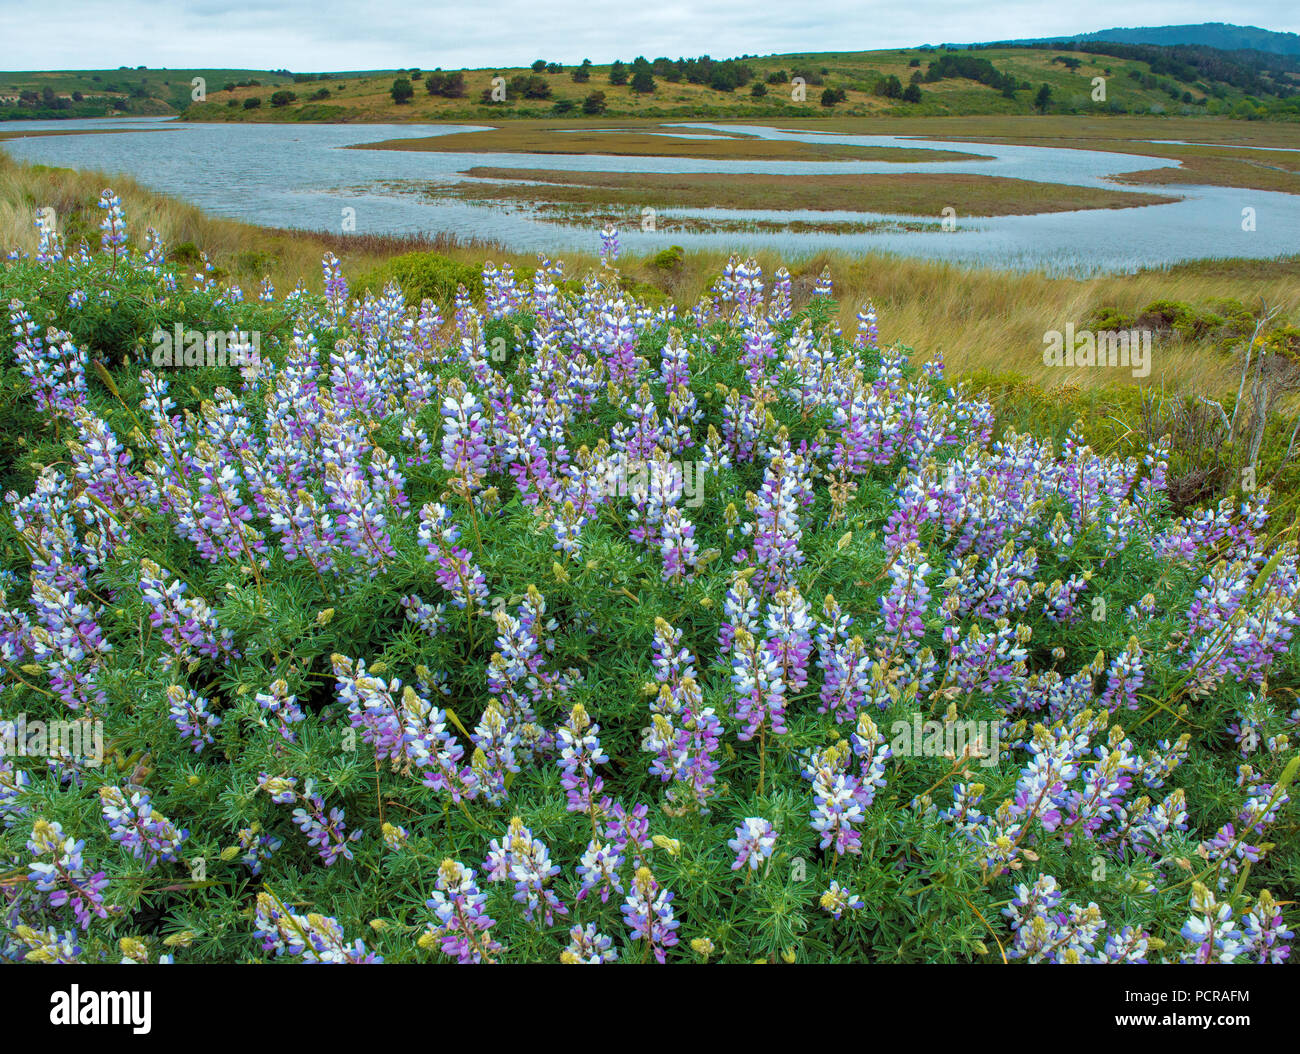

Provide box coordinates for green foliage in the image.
[390,78,414,105]
[651,245,685,271]
[355,251,482,305]
[425,71,467,98]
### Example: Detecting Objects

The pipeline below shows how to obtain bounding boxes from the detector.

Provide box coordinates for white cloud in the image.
[3,0,1296,71]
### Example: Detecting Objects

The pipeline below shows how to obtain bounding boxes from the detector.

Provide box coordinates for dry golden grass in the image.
[768,114,1300,149]
[769,115,1300,194]
[443,166,1179,216]
[356,123,986,162]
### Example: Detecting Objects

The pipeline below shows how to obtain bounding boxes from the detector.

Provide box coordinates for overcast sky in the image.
[5,1,1297,71]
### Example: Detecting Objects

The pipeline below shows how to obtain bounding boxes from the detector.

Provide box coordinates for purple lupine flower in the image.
[255,678,305,744]
[1180,883,1245,964]
[729,817,777,871]
[622,866,679,963]
[165,685,221,752]
[880,542,931,653]
[485,817,567,927]
[562,923,619,963]
[254,892,381,963]
[803,742,866,857]
[576,839,625,904]
[1241,889,1293,963]
[820,881,863,919]
[99,786,188,869]
[26,820,109,929]
[97,189,127,266]
[423,859,501,964]
[599,224,620,265]
[441,388,491,492]
[235,825,281,875]
[417,502,489,611]
[557,703,608,819]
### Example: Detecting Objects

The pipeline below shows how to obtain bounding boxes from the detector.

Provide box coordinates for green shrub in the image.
[651,245,685,271]
[356,251,482,305]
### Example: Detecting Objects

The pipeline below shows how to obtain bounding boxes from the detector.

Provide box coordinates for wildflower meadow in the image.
[1,191,1297,968]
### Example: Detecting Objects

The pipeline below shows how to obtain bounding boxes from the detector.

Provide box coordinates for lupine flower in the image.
[100,787,188,868]
[97,190,127,265]
[422,859,501,964]
[599,224,620,265]
[26,819,109,929]
[417,502,489,611]
[820,881,863,919]
[254,892,380,963]
[622,866,679,963]
[562,923,619,963]
[1180,882,1245,964]
[1241,889,1293,963]
[728,817,777,871]
[166,685,221,752]
[233,824,281,875]
[485,817,567,927]
[576,839,625,903]
[255,678,305,744]
[557,703,608,820]
[13,926,82,963]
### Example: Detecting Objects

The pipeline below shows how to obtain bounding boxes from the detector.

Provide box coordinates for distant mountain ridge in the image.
[987,22,1300,56]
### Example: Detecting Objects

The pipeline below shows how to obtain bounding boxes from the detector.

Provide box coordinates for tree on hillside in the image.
[902,82,922,103]
[532,60,547,73]
[572,60,592,83]
[509,74,551,99]
[426,71,467,98]
[631,70,655,94]
[874,75,902,99]
[609,61,628,85]
[709,66,737,91]
[390,77,414,104]
[270,89,297,107]
[582,90,606,114]
[1034,82,1052,112]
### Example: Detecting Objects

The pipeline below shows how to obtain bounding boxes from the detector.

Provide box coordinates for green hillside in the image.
[4,40,1295,124]
[0,66,297,119]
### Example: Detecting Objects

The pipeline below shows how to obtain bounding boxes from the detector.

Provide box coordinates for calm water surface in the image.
[2,116,1296,275]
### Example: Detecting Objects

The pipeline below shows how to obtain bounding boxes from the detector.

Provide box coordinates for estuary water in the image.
[2,116,1297,275]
